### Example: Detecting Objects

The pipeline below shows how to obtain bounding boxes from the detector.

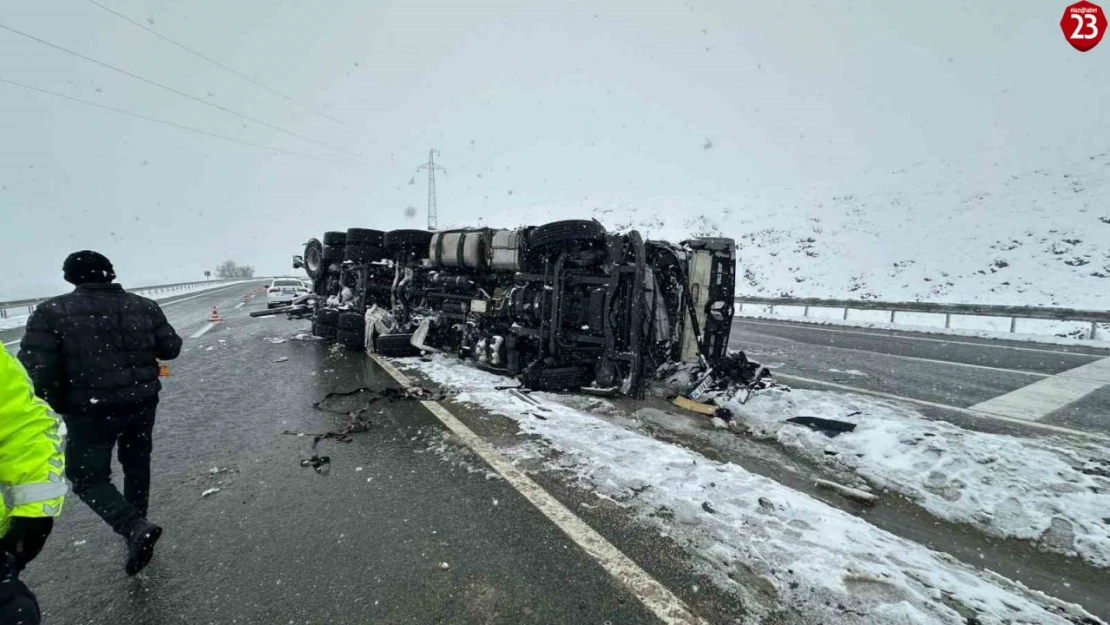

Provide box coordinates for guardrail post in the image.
[889,310,896,323]
[842,307,849,320]
[769,304,775,315]
[803,305,809,317]
[1090,321,1098,341]
[945,313,951,329]
[1009,317,1017,333]
[738,302,744,313]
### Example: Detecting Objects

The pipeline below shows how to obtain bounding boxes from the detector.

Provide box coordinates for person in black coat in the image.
[18,251,182,576]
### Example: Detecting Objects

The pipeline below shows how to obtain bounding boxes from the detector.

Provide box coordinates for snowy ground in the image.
[0,279,257,331]
[399,355,1103,625]
[461,147,1110,309]
[721,388,1110,570]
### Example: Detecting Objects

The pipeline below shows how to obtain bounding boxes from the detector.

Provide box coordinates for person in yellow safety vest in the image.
[0,348,66,625]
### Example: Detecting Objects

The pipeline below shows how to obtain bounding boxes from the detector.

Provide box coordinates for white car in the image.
[266,278,310,308]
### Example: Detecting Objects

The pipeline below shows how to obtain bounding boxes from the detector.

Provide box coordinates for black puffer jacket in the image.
[18,283,182,414]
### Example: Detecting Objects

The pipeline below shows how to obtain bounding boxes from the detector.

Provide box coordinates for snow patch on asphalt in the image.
[727,388,1110,569]
[415,426,501,481]
[400,355,1101,624]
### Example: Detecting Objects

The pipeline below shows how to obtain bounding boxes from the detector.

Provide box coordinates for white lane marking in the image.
[235,302,245,309]
[734,318,1107,358]
[774,373,1107,441]
[190,323,216,339]
[369,353,708,625]
[969,357,1110,421]
[159,282,262,308]
[3,339,18,347]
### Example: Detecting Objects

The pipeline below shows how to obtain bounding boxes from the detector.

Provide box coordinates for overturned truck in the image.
[285,220,744,398]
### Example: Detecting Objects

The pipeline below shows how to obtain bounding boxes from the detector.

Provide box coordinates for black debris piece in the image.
[300,454,331,474]
[786,416,858,438]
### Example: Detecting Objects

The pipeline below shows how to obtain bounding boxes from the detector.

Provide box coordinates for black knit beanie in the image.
[63,250,116,285]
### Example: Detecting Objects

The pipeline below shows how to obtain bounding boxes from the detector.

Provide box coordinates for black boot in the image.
[124,521,162,576]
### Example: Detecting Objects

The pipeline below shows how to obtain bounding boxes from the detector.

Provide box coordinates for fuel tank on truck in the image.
[427,228,524,272]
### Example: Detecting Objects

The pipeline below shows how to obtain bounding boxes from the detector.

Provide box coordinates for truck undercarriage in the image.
[272,219,764,399]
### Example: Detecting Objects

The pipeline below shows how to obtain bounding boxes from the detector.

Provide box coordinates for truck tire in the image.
[375,333,421,357]
[322,231,347,247]
[523,366,595,391]
[321,244,344,262]
[529,220,606,250]
[303,238,324,281]
[346,228,385,247]
[314,320,338,339]
[384,230,433,257]
[344,243,381,263]
[338,311,363,331]
[337,327,365,351]
[316,308,339,326]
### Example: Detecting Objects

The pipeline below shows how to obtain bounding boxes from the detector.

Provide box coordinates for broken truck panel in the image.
[287,220,762,397]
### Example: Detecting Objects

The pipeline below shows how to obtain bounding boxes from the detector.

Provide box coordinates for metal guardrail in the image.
[735,296,1110,340]
[0,279,255,319]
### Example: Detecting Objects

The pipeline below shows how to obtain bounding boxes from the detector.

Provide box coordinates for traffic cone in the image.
[209,307,222,323]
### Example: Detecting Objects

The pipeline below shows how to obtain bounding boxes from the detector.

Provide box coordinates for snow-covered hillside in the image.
[457,147,1110,309]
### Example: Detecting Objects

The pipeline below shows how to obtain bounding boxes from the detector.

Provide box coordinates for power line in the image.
[0,22,356,158]
[83,0,350,128]
[0,77,343,163]
[416,149,445,230]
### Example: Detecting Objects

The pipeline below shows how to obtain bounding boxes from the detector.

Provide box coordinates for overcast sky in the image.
[1,0,1105,299]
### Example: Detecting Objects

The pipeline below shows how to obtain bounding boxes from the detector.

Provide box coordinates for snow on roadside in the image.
[724,388,1110,570]
[736,311,1110,349]
[400,355,1102,625]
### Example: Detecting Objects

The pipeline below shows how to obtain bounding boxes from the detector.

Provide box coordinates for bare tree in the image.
[216,260,255,278]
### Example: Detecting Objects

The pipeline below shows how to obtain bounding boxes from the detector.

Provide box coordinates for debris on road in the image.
[300,454,331,475]
[201,487,220,497]
[438,562,450,571]
[815,478,878,505]
[265,337,286,344]
[786,415,858,437]
[274,356,289,363]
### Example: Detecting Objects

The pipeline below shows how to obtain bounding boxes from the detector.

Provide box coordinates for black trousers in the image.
[64,401,157,537]
[0,553,40,625]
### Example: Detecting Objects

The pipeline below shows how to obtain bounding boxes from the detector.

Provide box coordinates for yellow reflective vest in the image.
[0,348,66,538]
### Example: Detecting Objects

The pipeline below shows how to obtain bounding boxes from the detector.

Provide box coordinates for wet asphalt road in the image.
[11,288,1109,623]
[730,317,1110,438]
[19,287,668,625]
